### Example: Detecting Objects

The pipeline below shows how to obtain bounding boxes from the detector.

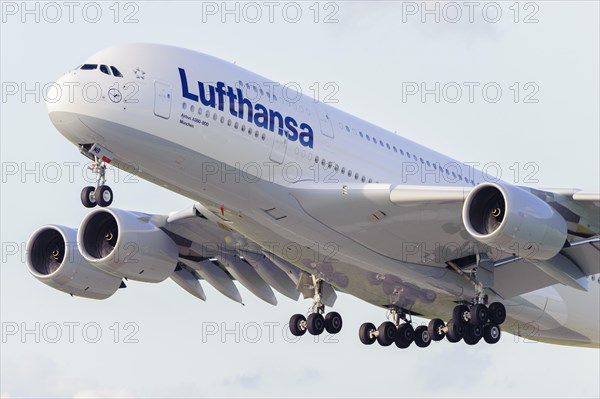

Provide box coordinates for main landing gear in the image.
[428,301,506,346]
[81,157,113,208]
[359,307,430,349]
[358,301,505,348]
[289,277,343,337]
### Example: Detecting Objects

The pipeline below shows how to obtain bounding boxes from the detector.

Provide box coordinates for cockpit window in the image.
[110,66,123,77]
[99,65,111,75]
[80,63,124,78]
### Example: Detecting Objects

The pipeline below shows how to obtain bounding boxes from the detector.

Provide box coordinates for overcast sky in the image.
[1,1,599,398]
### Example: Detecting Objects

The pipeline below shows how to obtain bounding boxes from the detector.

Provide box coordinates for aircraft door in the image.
[314,103,334,138]
[154,80,172,119]
[269,132,287,164]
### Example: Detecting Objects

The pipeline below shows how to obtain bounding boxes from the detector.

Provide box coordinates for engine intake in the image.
[26,225,123,299]
[78,208,179,283]
[462,183,567,260]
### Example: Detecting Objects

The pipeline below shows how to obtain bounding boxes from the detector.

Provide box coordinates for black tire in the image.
[470,304,489,325]
[377,321,397,346]
[446,319,465,342]
[95,185,113,207]
[414,325,431,348]
[483,323,501,344]
[428,318,446,341]
[289,314,306,337]
[464,323,483,345]
[307,313,325,335]
[324,312,343,334]
[359,322,376,345]
[81,186,97,208]
[395,323,414,349]
[452,304,470,325]
[488,302,507,325]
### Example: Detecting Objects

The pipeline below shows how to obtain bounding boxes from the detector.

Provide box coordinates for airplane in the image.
[26,43,599,349]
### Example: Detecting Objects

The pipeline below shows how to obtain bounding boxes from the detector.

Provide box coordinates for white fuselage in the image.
[46,43,599,347]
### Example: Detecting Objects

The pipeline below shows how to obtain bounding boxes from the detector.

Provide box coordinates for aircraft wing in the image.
[288,182,600,299]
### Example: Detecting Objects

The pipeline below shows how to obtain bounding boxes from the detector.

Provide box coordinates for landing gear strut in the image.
[81,155,113,208]
[288,276,342,337]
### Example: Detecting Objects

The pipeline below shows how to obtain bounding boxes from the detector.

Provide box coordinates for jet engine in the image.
[78,208,179,283]
[462,183,567,260]
[26,225,123,299]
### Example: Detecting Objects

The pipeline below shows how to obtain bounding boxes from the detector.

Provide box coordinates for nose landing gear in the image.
[80,156,113,208]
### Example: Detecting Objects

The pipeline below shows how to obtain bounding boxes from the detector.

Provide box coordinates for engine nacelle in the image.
[78,208,178,283]
[462,183,567,260]
[26,225,123,299]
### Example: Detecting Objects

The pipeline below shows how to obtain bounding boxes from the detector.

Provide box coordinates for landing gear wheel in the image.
[464,323,483,345]
[81,186,97,208]
[453,304,470,325]
[324,312,343,334]
[488,302,506,325]
[307,313,325,335]
[470,304,489,325]
[395,323,414,349]
[289,314,306,337]
[414,325,431,348]
[95,185,113,207]
[377,321,397,346]
[446,319,465,343]
[483,323,501,344]
[428,318,446,341]
[359,322,377,345]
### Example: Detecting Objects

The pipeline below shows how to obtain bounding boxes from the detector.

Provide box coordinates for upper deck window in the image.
[80,64,98,70]
[110,66,123,77]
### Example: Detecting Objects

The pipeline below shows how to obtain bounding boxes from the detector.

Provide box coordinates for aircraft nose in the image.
[46,72,77,114]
